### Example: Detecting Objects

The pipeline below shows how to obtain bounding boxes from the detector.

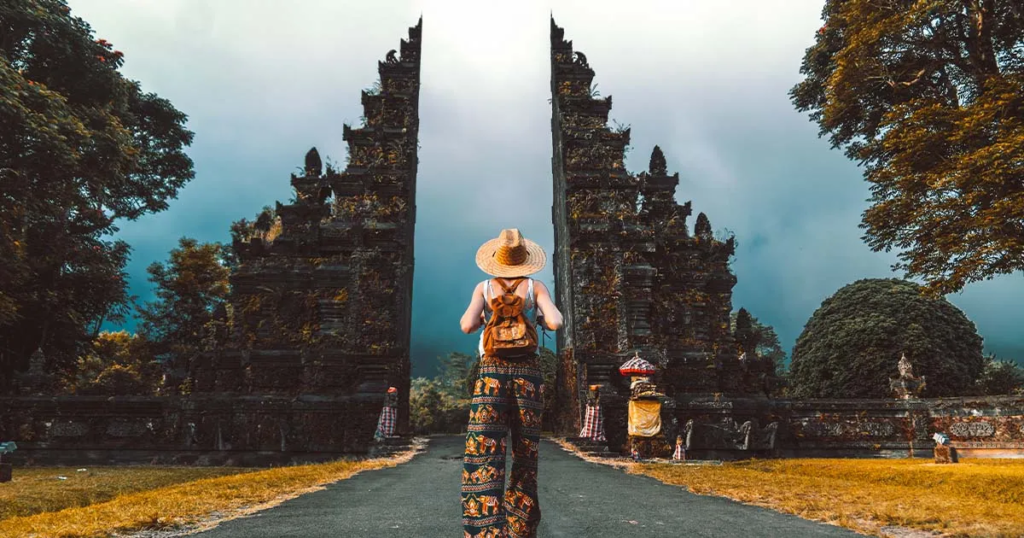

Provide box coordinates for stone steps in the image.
[565,437,614,457]
[368,436,412,458]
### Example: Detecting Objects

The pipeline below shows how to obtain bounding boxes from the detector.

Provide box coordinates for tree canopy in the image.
[409,347,558,434]
[971,354,1024,395]
[137,238,230,391]
[66,330,160,395]
[730,308,788,375]
[0,0,194,392]
[789,278,985,398]
[791,0,1024,295]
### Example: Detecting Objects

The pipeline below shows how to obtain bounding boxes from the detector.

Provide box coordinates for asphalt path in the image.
[194,436,862,537]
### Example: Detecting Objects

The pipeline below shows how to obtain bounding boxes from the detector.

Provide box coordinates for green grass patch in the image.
[0,466,252,522]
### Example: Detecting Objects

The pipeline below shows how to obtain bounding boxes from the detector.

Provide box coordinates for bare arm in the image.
[534,280,563,331]
[460,282,486,334]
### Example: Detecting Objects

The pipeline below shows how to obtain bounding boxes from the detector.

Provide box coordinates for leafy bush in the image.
[409,377,468,435]
[409,348,558,434]
[67,331,160,395]
[790,279,985,398]
[972,356,1024,396]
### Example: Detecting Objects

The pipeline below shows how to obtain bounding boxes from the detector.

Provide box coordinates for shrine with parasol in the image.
[619,352,673,459]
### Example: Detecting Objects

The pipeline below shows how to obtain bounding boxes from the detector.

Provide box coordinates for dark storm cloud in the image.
[70,0,1022,376]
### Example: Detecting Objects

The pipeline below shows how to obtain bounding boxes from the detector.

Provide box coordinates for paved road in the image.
[195,436,862,537]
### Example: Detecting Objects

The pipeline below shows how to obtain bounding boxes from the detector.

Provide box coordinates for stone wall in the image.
[666,394,1024,459]
[5,394,1019,464]
[0,394,385,465]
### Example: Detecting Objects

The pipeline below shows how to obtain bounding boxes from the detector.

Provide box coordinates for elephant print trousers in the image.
[462,354,543,538]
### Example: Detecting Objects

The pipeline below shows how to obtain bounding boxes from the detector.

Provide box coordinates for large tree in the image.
[791,0,1024,295]
[789,278,985,398]
[0,0,194,391]
[137,238,229,391]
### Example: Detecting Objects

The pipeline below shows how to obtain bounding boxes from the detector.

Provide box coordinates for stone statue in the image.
[683,418,778,451]
[889,353,926,400]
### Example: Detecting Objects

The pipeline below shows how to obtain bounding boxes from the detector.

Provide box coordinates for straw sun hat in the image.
[475,228,546,278]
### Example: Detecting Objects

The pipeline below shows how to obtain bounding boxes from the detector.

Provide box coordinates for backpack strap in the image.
[495,278,523,295]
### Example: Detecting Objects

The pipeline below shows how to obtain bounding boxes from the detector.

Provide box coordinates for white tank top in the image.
[478,278,537,357]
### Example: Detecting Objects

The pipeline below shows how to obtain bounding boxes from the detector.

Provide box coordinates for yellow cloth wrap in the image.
[627,399,662,437]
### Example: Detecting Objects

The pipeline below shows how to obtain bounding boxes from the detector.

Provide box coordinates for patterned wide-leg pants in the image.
[461,354,543,538]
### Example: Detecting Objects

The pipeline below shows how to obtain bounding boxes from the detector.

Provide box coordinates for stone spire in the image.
[695,212,713,239]
[649,145,667,176]
[304,147,322,177]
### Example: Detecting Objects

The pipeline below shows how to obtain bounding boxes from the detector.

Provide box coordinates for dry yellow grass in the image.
[0,447,419,538]
[631,458,1024,537]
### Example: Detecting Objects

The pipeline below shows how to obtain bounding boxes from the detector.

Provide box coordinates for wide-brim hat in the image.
[475,228,546,278]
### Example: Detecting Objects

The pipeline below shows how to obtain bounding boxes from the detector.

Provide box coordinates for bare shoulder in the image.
[532,280,551,293]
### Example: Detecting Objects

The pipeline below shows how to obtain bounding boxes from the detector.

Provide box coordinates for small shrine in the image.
[619,352,671,458]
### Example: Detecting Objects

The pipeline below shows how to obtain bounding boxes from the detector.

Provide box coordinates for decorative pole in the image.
[579,384,607,442]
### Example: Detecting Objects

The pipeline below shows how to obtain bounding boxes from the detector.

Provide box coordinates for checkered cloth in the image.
[374,406,397,441]
[579,403,606,442]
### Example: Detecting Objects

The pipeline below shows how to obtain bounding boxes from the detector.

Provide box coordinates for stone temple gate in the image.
[187,17,423,449]
[2,17,1023,464]
[547,19,1023,459]
[1,18,423,463]
[548,19,769,452]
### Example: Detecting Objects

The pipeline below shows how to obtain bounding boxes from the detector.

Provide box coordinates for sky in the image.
[67,0,1023,377]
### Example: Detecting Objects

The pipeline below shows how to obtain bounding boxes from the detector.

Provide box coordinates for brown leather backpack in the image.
[481,278,539,358]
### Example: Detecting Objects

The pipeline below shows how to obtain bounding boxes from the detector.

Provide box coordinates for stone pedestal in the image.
[0,463,11,483]
[628,435,672,459]
[934,445,958,464]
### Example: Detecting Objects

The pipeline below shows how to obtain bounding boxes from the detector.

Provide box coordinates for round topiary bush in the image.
[789,278,984,398]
